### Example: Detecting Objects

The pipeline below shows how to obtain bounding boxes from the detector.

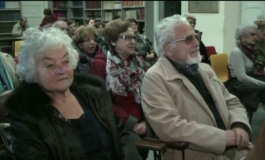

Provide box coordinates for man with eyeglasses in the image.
[141,14,251,160]
[184,14,210,65]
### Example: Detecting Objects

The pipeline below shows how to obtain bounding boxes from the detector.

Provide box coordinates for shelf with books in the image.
[0,1,21,37]
[49,1,68,20]
[46,1,146,29]
[0,1,21,55]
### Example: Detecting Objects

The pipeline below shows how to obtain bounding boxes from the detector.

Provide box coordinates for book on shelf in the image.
[123,1,145,8]
[53,1,67,9]
[53,12,67,19]
[72,1,82,7]
[0,23,14,34]
[86,1,101,9]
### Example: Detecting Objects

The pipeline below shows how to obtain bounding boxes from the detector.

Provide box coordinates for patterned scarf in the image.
[106,50,145,104]
[238,43,265,75]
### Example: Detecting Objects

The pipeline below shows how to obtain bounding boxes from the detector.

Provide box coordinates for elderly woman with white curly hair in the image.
[227,23,265,123]
[4,27,143,160]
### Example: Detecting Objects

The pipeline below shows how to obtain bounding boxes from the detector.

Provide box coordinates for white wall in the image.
[21,1,48,28]
[182,1,226,53]
[223,1,241,54]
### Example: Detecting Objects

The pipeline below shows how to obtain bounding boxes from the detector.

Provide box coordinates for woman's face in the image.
[241,27,257,45]
[79,34,97,54]
[256,26,265,41]
[97,24,104,33]
[114,27,136,59]
[88,19,95,26]
[68,23,76,36]
[130,22,138,33]
[35,47,74,93]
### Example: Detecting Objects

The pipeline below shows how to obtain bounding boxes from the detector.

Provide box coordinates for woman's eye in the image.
[46,64,54,68]
[63,60,70,64]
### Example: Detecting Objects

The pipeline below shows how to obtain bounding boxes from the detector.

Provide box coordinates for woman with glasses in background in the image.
[127,18,157,68]
[73,25,99,74]
[90,19,148,159]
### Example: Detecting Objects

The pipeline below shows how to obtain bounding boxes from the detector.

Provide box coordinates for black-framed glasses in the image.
[118,34,137,41]
[169,33,200,45]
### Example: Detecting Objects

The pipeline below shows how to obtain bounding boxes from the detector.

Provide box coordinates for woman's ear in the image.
[111,41,115,46]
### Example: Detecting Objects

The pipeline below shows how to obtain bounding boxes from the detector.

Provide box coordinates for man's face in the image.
[164,23,201,65]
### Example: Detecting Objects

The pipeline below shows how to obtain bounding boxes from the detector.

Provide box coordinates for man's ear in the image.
[164,43,172,57]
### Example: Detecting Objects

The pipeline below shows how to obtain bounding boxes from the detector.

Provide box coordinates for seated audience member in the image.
[255,17,265,54]
[87,18,95,26]
[11,17,29,36]
[227,23,265,123]
[0,51,19,94]
[184,14,210,64]
[141,14,251,160]
[4,27,143,160]
[52,20,68,33]
[95,21,105,39]
[254,17,265,75]
[73,25,99,73]
[39,8,58,29]
[67,19,77,38]
[127,18,157,68]
[90,20,148,159]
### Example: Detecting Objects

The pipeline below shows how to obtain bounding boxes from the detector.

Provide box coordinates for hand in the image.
[225,130,236,146]
[146,53,155,60]
[232,127,249,149]
[133,121,146,135]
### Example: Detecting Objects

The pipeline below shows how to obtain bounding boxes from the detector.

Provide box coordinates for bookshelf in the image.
[49,1,68,20]
[48,1,146,33]
[0,1,21,54]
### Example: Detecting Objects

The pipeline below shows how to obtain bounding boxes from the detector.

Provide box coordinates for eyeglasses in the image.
[169,33,200,45]
[118,34,137,41]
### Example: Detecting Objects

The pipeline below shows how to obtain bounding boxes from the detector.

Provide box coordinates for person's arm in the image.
[230,48,265,87]
[141,70,227,154]
[8,120,49,160]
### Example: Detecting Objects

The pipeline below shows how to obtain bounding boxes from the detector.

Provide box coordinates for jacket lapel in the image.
[159,56,216,123]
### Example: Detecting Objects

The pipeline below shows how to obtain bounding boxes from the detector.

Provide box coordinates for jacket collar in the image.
[158,55,218,123]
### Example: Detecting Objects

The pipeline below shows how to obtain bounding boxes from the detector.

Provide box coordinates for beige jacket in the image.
[141,55,251,160]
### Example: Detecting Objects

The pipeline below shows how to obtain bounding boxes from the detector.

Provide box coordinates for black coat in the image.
[5,73,142,160]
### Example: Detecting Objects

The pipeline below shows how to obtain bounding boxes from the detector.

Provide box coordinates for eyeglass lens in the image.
[119,35,136,41]
[184,34,200,44]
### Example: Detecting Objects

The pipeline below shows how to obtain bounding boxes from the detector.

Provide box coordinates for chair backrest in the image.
[210,53,230,83]
[14,40,23,58]
[206,46,217,57]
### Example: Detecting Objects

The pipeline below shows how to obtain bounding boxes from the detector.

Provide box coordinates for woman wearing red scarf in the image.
[90,19,148,159]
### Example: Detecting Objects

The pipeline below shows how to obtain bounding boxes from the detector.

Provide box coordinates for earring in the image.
[111,42,115,46]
